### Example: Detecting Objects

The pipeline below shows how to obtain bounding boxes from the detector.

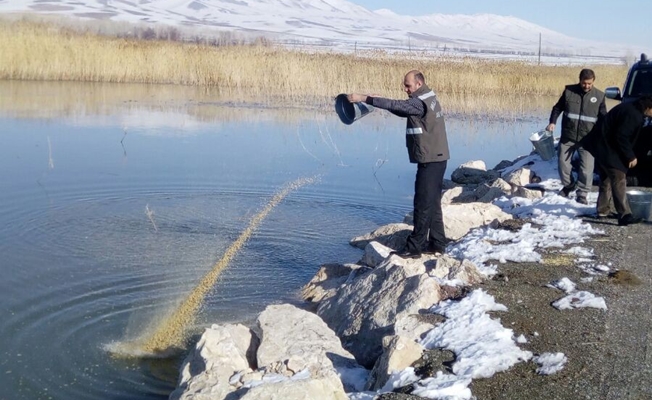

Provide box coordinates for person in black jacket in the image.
[547,69,607,205]
[584,96,652,226]
[348,70,450,258]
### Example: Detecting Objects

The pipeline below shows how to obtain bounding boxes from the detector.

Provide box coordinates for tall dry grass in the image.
[0,19,628,111]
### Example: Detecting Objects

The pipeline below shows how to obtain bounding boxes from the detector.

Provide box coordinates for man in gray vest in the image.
[546,68,606,204]
[348,70,450,258]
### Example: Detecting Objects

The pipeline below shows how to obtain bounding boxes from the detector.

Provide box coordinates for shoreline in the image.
[168,149,652,399]
[0,79,556,119]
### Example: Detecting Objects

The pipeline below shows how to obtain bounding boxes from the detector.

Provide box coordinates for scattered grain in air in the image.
[111,176,317,356]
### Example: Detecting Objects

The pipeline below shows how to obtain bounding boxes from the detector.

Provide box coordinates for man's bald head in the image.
[403,70,425,95]
[406,70,425,84]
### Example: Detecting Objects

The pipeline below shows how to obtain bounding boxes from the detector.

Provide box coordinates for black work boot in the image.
[558,186,572,198]
[424,242,446,255]
[390,247,423,259]
[618,214,642,226]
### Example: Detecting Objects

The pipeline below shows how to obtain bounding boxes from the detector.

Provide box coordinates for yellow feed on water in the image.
[113,176,316,356]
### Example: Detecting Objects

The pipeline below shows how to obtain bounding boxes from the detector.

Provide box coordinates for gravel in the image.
[381,218,652,400]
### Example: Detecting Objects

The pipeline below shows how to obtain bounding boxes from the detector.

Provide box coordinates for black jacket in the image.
[584,102,646,172]
[368,85,449,163]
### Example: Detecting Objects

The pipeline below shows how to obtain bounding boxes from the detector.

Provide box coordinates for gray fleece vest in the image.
[405,85,450,163]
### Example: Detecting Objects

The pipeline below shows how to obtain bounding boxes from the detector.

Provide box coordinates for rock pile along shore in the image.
[169,153,650,400]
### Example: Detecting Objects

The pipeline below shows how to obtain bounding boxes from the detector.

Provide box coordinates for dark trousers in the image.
[596,164,631,218]
[405,161,447,252]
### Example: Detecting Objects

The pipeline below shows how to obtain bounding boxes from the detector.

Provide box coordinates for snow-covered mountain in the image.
[0,0,635,59]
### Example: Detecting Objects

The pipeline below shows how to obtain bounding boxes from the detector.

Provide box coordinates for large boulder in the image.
[513,186,544,199]
[365,335,424,391]
[235,376,349,400]
[316,257,442,368]
[474,178,513,203]
[442,203,512,240]
[405,202,513,242]
[349,223,412,250]
[393,314,438,343]
[442,186,477,204]
[429,254,484,285]
[503,167,533,187]
[169,324,256,400]
[301,263,368,304]
[451,160,500,185]
[252,304,366,395]
[361,241,393,267]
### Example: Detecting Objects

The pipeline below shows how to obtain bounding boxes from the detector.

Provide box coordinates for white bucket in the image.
[529,130,555,161]
[626,190,652,221]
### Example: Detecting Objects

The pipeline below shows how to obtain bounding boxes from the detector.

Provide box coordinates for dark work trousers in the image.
[405,161,448,252]
[596,164,631,218]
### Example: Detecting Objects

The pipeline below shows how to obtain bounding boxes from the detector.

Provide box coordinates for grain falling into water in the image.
[119,176,316,356]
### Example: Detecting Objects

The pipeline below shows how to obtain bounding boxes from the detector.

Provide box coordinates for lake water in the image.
[0,81,549,400]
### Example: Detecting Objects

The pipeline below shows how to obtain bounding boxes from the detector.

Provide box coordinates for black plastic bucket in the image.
[335,94,374,125]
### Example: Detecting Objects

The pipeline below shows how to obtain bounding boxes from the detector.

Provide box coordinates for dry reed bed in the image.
[0,20,628,108]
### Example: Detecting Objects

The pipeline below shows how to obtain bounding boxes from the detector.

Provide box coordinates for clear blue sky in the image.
[348,0,650,51]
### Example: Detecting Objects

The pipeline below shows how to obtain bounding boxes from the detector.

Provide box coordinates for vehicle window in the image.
[627,69,652,96]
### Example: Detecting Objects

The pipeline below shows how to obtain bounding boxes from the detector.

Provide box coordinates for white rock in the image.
[477,186,510,203]
[236,375,349,400]
[460,160,487,171]
[476,178,515,202]
[430,254,484,285]
[361,241,393,267]
[301,263,367,304]
[393,314,436,343]
[503,167,532,187]
[254,304,366,393]
[317,257,442,368]
[513,186,543,199]
[443,203,513,240]
[366,335,424,391]
[349,223,412,250]
[169,324,255,400]
[441,186,478,204]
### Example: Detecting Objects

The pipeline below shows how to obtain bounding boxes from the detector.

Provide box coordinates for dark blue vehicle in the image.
[605,53,652,186]
[606,53,652,103]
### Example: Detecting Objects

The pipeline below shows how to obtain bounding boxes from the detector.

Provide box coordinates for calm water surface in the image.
[0,81,548,400]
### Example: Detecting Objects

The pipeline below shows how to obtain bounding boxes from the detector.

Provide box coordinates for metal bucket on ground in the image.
[335,94,374,125]
[626,190,652,221]
[529,130,555,161]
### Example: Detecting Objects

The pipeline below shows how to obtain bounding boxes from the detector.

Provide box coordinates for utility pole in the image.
[538,33,542,65]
